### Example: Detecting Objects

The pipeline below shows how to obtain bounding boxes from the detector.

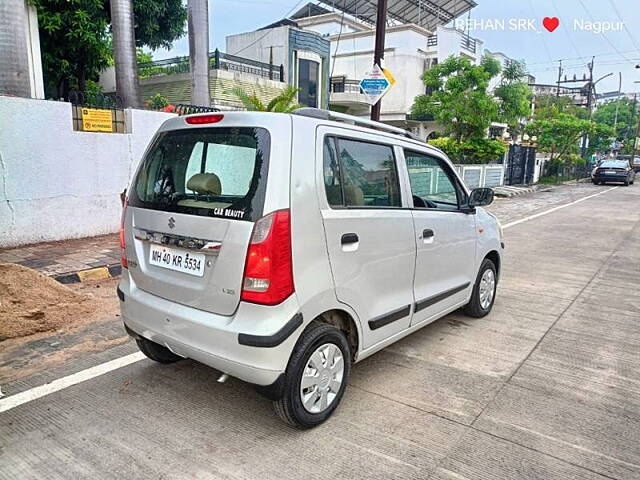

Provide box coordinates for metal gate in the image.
[505,145,536,185]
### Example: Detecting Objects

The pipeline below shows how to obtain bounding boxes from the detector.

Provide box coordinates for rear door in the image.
[125,122,287,316]
[398,148,477,325]
[318,128,416,349]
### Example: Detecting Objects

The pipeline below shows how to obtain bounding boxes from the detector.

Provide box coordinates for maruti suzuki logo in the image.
[168,217,175,229]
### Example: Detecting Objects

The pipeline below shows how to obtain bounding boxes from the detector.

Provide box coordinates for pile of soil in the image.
[0,263,101,340]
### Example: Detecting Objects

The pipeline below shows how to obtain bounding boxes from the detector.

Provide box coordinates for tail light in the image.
[241,209,294,305]
[185,114,224,124]
[120,198,128,269]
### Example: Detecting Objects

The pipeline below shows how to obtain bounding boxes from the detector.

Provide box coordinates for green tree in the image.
[493,60,533,133]
[33,0,186,99]
[428,137,507,164]
[534,94,589,120]
[34,0,113,98]
[587,123,615,156]
[593,98,638,142]
[231,86,303,113]
[412,55,502,142]
[526,113,594,162]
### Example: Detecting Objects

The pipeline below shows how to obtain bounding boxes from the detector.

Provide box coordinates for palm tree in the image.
[231,86,302,112]
[110,0,141,108]
[0,0,31,97]
[188,0,210,106]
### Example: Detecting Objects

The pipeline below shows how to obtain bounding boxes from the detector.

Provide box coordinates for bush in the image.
[428,137,507,164]
[146,93,170,110]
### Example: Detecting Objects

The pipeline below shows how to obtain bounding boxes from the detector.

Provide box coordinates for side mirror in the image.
[468,188,494,208]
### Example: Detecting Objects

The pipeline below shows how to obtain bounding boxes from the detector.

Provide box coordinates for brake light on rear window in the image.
[120,198,128,269]
[241,209,294,306]
[185,114,224,124]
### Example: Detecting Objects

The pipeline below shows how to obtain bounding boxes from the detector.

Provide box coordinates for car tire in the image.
[273,322,351,429]
[464,258,498,318]
[136,337,183,364]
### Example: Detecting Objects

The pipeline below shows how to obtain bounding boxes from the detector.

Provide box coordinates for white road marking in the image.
[0,185,620,414]
[0,352,145,413]
[502,186,617,230]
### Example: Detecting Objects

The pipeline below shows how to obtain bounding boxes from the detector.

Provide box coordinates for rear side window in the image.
[130,127,270,221]
[323,136,401,208]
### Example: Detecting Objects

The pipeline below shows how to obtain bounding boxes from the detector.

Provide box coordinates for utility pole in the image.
[626,93,637,154]
[633,65,640,158]
[633,93,640,160]
[556,60,563,99]
[613,72,622,133]
[580,57,595,158]
[370,0,388,122]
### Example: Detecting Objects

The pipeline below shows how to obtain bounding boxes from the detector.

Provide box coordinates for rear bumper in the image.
[592,175,629,183]
[118,272,302,386]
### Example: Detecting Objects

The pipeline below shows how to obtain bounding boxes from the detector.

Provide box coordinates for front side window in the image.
[404,150,464,210]
[323,136,401,208]
[130,127,270,221]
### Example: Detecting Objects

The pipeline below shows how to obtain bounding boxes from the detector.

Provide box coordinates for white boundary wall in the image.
[0,96,174,247]
[453,164,505,189]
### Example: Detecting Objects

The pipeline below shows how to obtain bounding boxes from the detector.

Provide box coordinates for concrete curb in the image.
[493,186,536,198]
[54,264,122,284]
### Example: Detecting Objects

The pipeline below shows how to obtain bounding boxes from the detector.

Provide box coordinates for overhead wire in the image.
[576,0,635,64]
[606,0,640,56]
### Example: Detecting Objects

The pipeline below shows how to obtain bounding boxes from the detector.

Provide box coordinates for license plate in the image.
[149,245,206,277]
[605,170,616,175]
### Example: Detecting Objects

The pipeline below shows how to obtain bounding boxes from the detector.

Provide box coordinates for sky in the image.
[154,0,640,94]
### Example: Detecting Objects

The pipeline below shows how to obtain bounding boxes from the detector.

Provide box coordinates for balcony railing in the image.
[461,35,477,54]
[330,77,363,94]
[138,49,284,82]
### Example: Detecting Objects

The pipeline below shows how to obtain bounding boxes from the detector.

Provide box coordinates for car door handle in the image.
[422,229,434,238]
[341,233,359,245]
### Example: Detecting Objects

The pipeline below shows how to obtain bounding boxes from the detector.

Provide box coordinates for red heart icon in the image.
[543,17,560,32]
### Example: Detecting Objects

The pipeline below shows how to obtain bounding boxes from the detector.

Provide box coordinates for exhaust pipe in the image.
[217,373,229,383]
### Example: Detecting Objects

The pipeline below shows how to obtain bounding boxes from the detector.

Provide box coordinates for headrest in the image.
[187,173,221,195]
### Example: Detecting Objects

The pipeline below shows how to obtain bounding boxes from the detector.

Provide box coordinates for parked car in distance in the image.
[592,159,636,186]
[118,108,503,429]
[614,155,640,173]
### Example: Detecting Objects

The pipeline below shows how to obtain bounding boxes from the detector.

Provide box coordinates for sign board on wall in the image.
[81,108,114,132]
[359,64,395,105]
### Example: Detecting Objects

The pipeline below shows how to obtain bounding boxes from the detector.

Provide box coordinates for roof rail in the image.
[293,108,424,143]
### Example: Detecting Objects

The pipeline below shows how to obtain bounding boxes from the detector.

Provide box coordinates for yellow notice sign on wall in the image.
[81,108,113,132]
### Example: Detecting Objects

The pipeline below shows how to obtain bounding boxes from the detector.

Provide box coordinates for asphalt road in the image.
[1,183,639,479]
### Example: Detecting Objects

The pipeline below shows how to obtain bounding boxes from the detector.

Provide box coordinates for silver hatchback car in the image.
[118,109,503,428]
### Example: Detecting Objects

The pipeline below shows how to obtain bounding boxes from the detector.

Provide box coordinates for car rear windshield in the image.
[129,127,270,222]
[600,160,628,168]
